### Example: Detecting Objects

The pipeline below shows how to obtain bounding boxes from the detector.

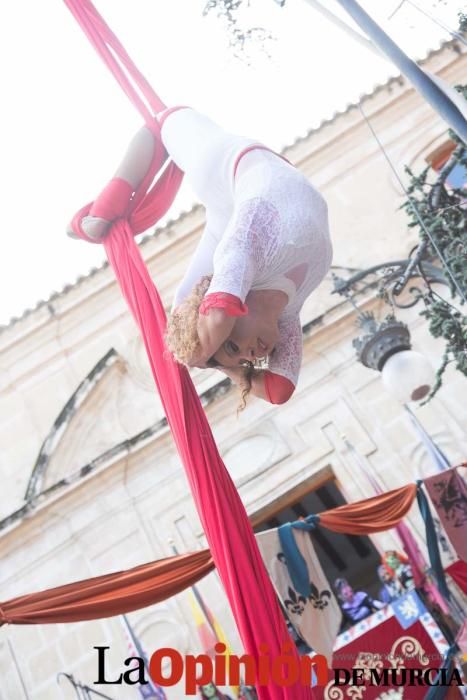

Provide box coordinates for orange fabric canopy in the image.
[319,483,417,534]
[0,550,214,626]
[0,483,417,626]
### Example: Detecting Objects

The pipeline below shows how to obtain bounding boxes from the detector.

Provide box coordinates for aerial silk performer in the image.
[71,107,332,407]
[64,1,331,697]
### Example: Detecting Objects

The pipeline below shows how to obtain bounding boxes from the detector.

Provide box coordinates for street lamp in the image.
[331,237,445,404]
[353,312,435,403]
[330,130,465,402]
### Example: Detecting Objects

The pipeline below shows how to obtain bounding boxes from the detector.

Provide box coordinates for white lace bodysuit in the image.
[161,108,333,386]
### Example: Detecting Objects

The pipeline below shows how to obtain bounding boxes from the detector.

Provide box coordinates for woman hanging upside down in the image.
[69,107,333,407]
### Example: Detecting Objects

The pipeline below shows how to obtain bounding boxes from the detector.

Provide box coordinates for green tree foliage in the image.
[401,85,467,398]
[203,0,274,60]
[458,11,467,31]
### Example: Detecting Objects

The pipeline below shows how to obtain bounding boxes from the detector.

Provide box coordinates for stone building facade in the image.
[0,42,465,700]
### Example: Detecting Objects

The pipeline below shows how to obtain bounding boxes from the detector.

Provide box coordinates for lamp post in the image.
[330,125,465,403]
[331,237,449,403]
[332,255,444,403]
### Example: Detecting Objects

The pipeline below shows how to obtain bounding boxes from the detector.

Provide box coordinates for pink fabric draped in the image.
[63,2,312,698]
[396,521,450,614]
[343,441,449,613]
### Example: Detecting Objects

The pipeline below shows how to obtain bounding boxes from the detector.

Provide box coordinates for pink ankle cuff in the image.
[89,177,134,221]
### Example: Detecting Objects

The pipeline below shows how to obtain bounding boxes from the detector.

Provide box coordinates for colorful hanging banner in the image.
[423,466,467,563]
[188,589,239,697]
[312,608,453,700]
[445,560,467,595]
[391,590,427,630]
[120,615,167,699]
[256,527,342,663]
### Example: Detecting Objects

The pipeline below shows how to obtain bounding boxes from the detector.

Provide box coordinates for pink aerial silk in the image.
[63,2,312,698]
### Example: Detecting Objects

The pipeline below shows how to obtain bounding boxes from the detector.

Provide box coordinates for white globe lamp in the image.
[381,350,435,402]
[353,313,435,403]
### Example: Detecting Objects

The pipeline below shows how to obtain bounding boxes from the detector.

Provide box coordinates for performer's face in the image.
[211,313,280,367]
[201,683,217,698]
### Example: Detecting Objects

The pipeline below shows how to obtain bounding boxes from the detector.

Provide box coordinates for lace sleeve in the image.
[268,314,302,386]
[208,198,280,301]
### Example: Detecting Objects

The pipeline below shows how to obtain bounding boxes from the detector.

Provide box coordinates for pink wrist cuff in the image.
[89,177,134,221]
[199,293,248,317]
[264,371,295,405]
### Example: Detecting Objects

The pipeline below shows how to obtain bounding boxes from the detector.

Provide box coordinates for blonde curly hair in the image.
[165,275,254,411]
[165,275,212,366]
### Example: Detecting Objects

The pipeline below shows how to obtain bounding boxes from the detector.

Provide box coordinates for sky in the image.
[0,0,462,326]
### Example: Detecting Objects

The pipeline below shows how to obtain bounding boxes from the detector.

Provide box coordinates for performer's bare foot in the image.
[66,215,111,241]
[66,125,155,242]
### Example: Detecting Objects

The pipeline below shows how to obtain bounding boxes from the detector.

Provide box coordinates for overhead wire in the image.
[357,103,467,304]
[388,0,467,47]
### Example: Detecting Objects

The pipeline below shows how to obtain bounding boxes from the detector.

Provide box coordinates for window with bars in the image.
[254,480,382,635]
